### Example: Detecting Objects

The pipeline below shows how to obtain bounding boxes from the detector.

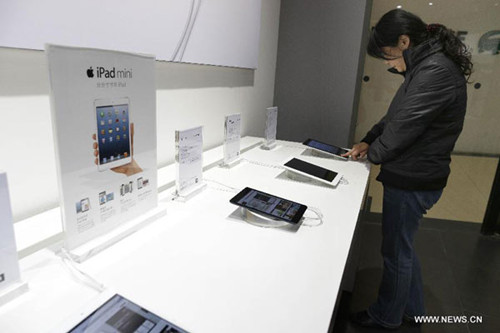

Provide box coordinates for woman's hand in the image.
[342,142,370,161]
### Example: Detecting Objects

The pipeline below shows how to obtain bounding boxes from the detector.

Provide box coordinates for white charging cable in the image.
[241,158,286,170]
[301,206,324,227]
[59,248,106,293]
[204,178,240,193]
[171,0,196,61]
[179,0,203,61]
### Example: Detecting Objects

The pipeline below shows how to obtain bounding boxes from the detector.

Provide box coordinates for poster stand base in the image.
[220,158,242,169]
[260,142,278,151]
[0,281,29,307]
[64,205,167,263]
[175,183,207,202]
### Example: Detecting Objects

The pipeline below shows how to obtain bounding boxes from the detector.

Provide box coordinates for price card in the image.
[175,126,203,196]
[265,106,278,147]
[223,113,242,165]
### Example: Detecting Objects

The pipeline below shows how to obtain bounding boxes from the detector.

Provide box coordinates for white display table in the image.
[0,138,370,333]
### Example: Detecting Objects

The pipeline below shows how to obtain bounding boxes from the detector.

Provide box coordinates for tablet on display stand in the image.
[229,187,307,230]
[302,138,349,160]
[239,207,301,229]
[52,289,188,333]
[283,158,343,187]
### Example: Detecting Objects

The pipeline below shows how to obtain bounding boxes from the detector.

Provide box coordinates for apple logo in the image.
[87,67,94,78]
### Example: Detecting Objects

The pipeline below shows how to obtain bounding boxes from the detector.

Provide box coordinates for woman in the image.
[343,9,472,329]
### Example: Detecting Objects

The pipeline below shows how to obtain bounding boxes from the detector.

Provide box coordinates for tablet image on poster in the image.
[47,45,158,251]
[94,98,132,171]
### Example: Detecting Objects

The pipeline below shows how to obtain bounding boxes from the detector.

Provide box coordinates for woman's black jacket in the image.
[361,39,467,191]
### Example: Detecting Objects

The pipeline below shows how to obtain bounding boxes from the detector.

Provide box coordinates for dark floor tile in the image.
[414,229,448,263]
[442,230,500,271]
[335,217,498,333]
[420,218,482,233]
[349,267,382,311]
[452,265,500,318]
[357,222,449,268]
[335,308,468,333]
[465,310,500,333]
[421,259,463,316]
[351,259,462,315]
[365,211,483,234]
[418,321,470,333]
[353,223,461,314]
[363,212,382,224]
[357,223,383,269]
[361,218,451,265]
[333,292,423,333]
[341,321,425,333]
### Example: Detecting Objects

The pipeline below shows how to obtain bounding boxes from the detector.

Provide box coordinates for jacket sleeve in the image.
[361,116,387,144]
[367,63,457,165]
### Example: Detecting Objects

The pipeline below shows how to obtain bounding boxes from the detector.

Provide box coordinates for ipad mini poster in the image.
[0,172,21,293]
[223,113,242,165]
[265,106,278,147]
[46,45,157,251]
[175,126,204,196]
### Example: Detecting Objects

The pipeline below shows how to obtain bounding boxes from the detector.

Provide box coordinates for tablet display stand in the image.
[63,205,167,263]
[220,158,242,169]
[280,170,336,189]
[240,207,292,228]
[285,170,313,183]
[0,281,29,307]
[260,141,278,151]
[175,183,207,202]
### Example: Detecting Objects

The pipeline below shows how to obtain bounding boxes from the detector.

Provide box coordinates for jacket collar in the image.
[387,39,443,77]
[403,38,442,73]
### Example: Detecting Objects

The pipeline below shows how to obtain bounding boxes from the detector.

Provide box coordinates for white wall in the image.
[0,0,281,222]
[1,0,262,69]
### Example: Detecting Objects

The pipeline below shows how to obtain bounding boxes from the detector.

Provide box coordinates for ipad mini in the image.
[95,98,132,171]
[52,290,188,333]
[302,138,349,160]
[230,187,307,224]
[284,158,342,186]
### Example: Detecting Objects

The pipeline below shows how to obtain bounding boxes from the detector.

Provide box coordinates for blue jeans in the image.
[367,185,443,328]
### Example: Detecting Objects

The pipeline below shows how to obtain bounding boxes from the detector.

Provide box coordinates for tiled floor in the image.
[332,213,500,333]
[368,155,499,223]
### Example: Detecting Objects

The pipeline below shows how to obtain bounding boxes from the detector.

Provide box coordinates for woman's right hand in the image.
[342,142,370,161]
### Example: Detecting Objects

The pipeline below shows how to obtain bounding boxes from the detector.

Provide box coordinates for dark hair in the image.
[368,9,473,80]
